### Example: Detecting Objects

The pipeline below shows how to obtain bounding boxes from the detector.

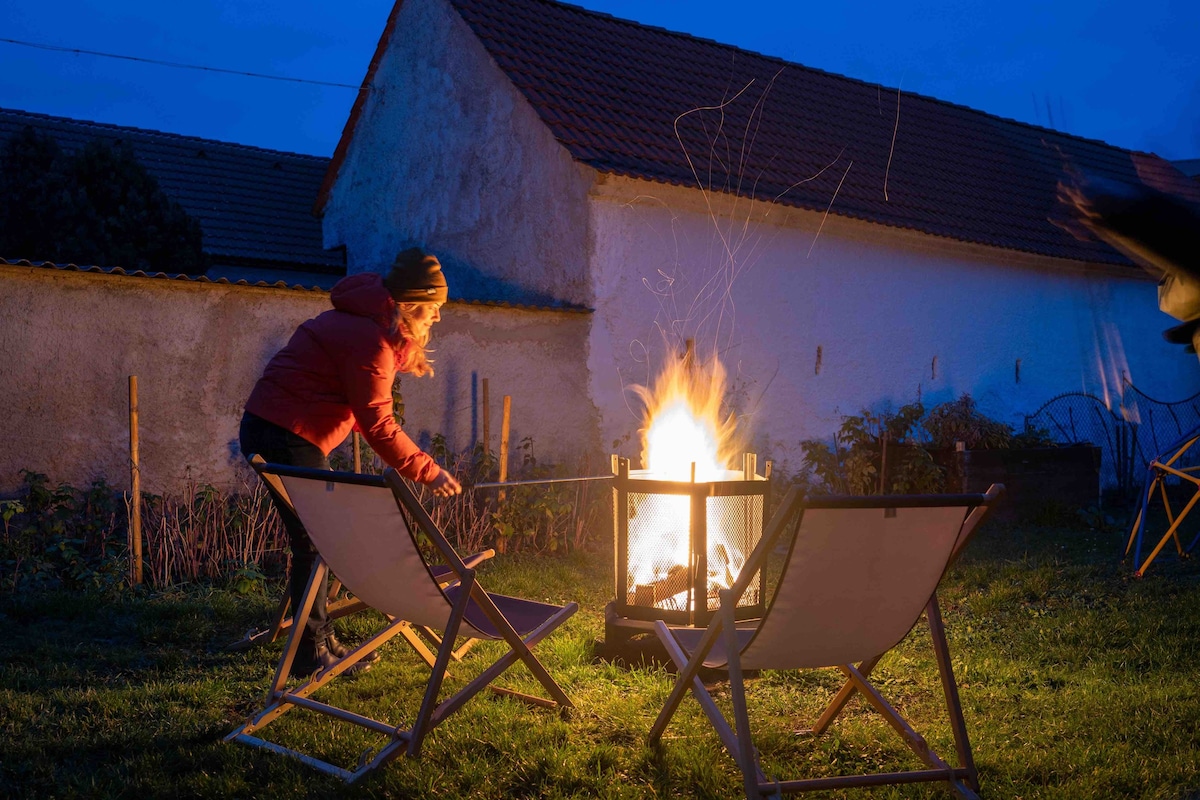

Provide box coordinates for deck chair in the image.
[226,463,577,783]
[227,455,493,661]
[649,484,1004,800]
[1124,426,1200,577]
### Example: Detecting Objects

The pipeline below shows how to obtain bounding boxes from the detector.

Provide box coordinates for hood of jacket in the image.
[329,272,394,323]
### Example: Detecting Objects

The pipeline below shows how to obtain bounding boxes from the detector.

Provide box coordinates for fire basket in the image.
[605,453,770,646]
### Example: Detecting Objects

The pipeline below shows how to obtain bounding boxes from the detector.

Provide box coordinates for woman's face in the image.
[401,301,442,340]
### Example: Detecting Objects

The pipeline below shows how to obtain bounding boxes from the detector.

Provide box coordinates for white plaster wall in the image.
[0,266,327,495]
[587,177,1200,474]
[394,304,601,471]
[321,0,595,307]
[0,267,598,495]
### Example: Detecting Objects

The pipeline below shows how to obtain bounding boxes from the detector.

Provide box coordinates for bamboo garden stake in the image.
[128,375,143,585]
[499,395,511,503]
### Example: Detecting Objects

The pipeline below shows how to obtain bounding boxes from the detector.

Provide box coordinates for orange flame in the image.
[633,350,742,480]
[627,349,750,603]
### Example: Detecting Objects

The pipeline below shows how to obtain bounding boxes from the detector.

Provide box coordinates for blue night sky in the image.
[2,0,1197,161]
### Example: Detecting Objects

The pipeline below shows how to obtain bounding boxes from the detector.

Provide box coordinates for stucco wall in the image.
[320,0,595,307]
[395,303,601,472]
[0,266,327,495]
[587,176,1200,474]
[0,266,598,495]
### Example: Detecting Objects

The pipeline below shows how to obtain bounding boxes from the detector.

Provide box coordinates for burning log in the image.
[628,564,689,609]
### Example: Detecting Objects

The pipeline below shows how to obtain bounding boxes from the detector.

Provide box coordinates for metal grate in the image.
[1025,382,1200,496]
[615,464,767,627]
[625,490,693,611]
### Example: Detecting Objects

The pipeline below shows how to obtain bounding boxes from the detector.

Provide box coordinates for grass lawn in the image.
[1,518,1198,799]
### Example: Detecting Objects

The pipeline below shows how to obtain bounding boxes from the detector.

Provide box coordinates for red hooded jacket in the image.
[244,273,440,483]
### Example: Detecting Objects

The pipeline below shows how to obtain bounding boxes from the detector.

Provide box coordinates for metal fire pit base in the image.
[597,602,759,678]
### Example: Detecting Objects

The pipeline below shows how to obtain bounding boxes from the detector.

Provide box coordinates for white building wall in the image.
[320,0,595,307]
[587,177,1200,474]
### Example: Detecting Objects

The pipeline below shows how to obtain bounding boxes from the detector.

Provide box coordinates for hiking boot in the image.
[288,633,372,679]
[326,629,380,664]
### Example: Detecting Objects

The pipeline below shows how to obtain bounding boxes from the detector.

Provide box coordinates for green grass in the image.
[1,521,1199,799]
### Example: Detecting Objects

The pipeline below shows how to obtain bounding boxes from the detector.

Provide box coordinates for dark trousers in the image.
[239,411,331,643]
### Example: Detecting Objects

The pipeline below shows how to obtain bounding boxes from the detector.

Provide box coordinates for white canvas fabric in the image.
[739,505,968,670]
[278,474,490,639]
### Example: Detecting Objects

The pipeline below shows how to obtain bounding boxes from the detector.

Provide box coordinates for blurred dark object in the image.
[1056,171,1200,350]
[1056,173,1200,280]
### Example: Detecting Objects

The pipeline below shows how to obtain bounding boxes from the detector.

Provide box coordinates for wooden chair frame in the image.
[649,485,1004,800]
[227,455,491,662]
[226,463,577,783]
[1125,428,1200,577]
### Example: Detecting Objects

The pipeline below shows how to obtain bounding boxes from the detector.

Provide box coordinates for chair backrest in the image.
[740,495,985,671]
[266,465,480,635]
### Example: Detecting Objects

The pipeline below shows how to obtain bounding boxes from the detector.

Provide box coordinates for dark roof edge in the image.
[0,257,593,311]
[0,105,331,163]
[212,253,345,274]
[0,257,328,293]
[315,0,406,216]
[588,164,1146,272]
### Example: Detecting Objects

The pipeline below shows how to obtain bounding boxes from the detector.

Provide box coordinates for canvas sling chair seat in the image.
[649,484,1004,800]
[227,455,494,658]
[226,462,578,784]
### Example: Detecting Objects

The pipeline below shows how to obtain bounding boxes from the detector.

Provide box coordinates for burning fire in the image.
[628,349,749,608]
[635,350,740,481]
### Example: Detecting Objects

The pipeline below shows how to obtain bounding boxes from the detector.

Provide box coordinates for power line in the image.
[0,36,369,90]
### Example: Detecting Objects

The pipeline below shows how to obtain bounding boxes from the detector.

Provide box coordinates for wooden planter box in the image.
[933,445,1101,521]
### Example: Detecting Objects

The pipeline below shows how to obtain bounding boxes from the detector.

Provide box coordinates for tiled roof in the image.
[0,107,344,273]
[430,0,1200,269]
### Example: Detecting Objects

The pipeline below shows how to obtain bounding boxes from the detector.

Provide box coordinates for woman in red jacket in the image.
[240,247,461,677]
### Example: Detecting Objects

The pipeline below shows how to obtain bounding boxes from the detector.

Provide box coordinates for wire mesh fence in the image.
[1025,382,1200,498]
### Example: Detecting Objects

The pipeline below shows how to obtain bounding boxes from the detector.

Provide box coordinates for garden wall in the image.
[0,263,601,496]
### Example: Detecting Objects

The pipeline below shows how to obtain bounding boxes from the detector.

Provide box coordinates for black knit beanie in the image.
[384,247,448,303]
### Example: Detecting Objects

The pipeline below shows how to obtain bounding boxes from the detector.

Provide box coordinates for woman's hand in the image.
[429,469,462,498]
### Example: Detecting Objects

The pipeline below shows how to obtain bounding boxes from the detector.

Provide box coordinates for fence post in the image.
[482,378,491,454]
[128,376,143,586]
[499,395,511,503]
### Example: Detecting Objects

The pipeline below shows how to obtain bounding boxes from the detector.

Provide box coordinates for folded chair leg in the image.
[927,594,979,793]
[721,591,766,800]
[807,654,882,736]
[1125,473,1156,559]
[436,600,578,725]
[270,560,327,699]
[408,572,475,757]
[225,559,328,741]
[468,583,574,709]
[842,662,975,797]
[648,619,740,758]
[1136,486,1200,576]
[412,624,477,662]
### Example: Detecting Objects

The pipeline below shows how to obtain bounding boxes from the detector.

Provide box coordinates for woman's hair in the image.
[390,303,435,377]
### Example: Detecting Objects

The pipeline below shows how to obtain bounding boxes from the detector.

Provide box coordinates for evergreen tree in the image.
[0,126,207,273]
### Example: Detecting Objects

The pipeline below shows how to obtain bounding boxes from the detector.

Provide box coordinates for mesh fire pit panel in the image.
[612,458,767,629]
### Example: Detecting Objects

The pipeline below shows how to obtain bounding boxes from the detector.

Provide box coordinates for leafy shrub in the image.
[0,470,125,592]
[800,401,945,495]
[800,394,1058,496]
